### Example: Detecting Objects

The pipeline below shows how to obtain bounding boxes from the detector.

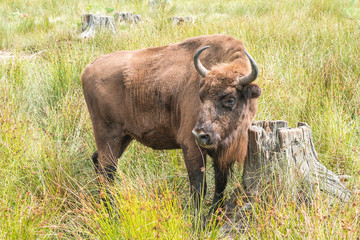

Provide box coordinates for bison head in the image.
[192,46,261,151]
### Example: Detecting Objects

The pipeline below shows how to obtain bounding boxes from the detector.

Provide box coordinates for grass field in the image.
[1,0,360,239]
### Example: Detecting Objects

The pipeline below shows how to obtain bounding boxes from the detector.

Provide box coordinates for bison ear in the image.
[242,84,261,99]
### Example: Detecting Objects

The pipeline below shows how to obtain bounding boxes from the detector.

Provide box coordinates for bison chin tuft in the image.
[216,131,249,172]
[209,120,251,171]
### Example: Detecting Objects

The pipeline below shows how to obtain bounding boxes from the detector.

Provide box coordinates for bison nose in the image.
[192,129,210,146]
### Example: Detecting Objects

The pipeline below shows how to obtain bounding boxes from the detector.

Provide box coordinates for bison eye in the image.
[222,97,236,109]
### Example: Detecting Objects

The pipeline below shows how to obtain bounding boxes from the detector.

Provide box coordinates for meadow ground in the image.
[1,0,360,239]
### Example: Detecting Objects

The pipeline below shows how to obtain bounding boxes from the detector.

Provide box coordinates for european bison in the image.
[81,34,261,212]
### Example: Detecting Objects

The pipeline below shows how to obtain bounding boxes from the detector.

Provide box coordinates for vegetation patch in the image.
[1,0,359,239]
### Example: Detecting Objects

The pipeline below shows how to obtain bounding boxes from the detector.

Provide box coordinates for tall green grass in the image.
[1,0,360,238]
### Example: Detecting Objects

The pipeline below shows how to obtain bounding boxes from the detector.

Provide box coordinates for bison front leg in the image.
[181,145,207,212]
[210,160,228,213]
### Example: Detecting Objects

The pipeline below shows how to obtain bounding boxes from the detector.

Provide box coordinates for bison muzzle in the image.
[81,34,261,213]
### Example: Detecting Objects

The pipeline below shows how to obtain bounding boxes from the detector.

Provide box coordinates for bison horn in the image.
[237,50,259,85]
[194,46,210,78]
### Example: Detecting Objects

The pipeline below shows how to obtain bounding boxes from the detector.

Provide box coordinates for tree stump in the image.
[80,13,116,38]
[114,12,141,24]
[242,121,351,203]
[219,121,352,233]
[171,16,194,25]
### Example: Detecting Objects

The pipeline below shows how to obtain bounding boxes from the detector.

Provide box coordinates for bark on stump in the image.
[219,121,352,234]
[80,13,116,38]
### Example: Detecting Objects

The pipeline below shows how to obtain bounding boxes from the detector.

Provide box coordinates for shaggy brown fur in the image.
[81,34,261,212]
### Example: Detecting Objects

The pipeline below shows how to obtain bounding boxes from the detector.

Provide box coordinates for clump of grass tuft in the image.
[246,187,360,239]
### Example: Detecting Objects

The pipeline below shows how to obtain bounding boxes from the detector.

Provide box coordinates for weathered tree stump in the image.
[242,120,351,203]
[80,13,116,38]
[219,121,352,233]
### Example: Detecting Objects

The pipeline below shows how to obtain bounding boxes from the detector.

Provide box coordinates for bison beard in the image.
[81,34,261,215]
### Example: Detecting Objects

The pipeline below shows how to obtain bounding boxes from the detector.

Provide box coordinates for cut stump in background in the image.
[114,12,141,24]
[80,14,116,38]
[220,121,352,233]
[171,16,194,25]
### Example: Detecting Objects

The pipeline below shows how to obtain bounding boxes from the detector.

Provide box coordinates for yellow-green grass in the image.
[1,0,360,239]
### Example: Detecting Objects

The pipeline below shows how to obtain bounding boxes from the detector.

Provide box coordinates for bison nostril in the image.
[192,129,211,146]
[199,133,209,145]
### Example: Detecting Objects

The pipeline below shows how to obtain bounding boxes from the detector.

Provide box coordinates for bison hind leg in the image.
[91,149,118,181]
[91,126,132,208]
[92,150,99,171]
[94,128,133,182]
